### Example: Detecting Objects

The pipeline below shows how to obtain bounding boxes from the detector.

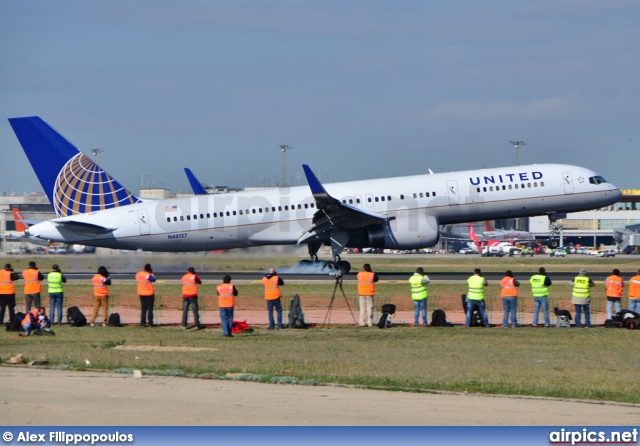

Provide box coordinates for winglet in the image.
[302,164,329,198]
[184,168,208,195]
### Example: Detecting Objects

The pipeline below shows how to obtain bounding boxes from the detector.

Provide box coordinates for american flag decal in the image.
[165,205,179,212]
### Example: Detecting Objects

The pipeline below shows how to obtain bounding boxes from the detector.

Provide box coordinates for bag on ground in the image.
[381,304,396,315]
[108,312,122,327]
[67,306,87,327]
[431,309,453,327]
[288,294,308,329]
[6,312,26,332]
[377,312,392,328]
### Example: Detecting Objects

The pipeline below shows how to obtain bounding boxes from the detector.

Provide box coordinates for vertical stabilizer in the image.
[9,116,139,217]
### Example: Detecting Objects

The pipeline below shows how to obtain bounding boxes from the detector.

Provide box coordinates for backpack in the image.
[108,313,122,327]
[288,294,308,329]
[431,309,453,327]
[381,304,396,315]
[377,312,392,329]
[67,306,87,327]
[6,312,25,332]
[469,310,484,327]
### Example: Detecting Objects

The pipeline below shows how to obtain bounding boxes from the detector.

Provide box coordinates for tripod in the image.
[323,274,357,327]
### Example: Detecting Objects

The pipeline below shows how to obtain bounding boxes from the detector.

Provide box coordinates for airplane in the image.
[8,116,622,273]
[442,221,535,253]
[2,208,51,247]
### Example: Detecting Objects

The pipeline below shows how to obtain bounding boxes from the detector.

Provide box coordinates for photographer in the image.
[136,263,156,327]
[22,261,44,312]
[47,264,67,325]
[90,266,111,326]
[0,263,20,325]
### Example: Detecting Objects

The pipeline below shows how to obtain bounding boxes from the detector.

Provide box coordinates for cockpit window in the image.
[589,176,607,185]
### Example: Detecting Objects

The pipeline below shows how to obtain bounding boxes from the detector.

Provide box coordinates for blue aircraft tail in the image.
[184,168,209,195]
[9,116,139,217]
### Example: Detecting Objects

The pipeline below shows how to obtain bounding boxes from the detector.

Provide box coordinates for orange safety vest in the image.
[92,274,109,297]
[605,275,623,298]
[217,283,235,308]
[135,271,155,296]
[500,276,518,297]
[22,268,41,294]
[22,309,40,327]
[629,275,640,299]
[357,271,376,296]
[262,276,281,300]
[181,273,198,297]
[0,269,15,294]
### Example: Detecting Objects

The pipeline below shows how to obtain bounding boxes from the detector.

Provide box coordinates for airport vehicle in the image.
[552,249,567,257]
[2,208,51,247]
[9,116,622,273]
[458,248,475,254]
[596,249,617,257]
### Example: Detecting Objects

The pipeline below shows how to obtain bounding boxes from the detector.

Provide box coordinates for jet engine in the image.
[347,213,439,249]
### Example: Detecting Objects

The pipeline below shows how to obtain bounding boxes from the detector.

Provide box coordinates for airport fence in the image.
[9,292,621,328]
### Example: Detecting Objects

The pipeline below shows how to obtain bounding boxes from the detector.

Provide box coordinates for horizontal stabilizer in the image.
[51,220,117,234]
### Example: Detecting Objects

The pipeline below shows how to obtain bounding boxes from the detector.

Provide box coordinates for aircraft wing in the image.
[298,165,389,244]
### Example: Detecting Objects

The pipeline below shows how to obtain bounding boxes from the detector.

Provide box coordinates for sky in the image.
[1,0,638,196]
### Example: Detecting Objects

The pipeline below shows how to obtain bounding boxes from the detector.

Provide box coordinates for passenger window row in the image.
[475,182,544,193]
[165,202,316,223]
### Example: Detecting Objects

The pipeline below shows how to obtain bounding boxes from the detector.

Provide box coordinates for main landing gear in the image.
[298,242,351,273]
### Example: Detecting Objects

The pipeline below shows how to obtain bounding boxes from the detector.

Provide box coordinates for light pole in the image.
[509,141,526,166]
[90,148,104,164]
[279,145,292,186]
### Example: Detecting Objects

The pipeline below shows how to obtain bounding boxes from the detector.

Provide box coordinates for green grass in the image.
[4,252,639,404]
[3,324,639,403]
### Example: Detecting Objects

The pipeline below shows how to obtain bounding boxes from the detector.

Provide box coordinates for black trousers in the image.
[140,295,155,326]
[0,293,16,324]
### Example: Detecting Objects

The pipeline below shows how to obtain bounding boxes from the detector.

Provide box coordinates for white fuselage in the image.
[27,164,622,251]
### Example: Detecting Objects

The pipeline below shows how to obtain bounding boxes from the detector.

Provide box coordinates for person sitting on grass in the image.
[22,306,52,336]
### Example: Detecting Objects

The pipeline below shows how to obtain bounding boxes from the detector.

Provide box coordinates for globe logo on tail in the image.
[53,153,138,217]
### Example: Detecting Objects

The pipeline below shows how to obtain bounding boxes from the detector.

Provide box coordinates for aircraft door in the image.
[446,180,459,205]
[365,193,374,208]
[138,210,151,235]
[562,171,574,194]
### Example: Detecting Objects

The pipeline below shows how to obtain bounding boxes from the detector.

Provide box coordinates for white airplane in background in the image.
[2,208,50,247]
[9,116,622,273]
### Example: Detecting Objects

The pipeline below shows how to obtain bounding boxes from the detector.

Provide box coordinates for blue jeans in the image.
[629,299,640,313]
[23,319,51,335]
[465,299,489,327]
[532,297,550,326]
[220,307,234,336]
[574,304,591,327]
[267,298,283,329]
[502,297,517,327]
[413,299,427,326]
[49,293,63,324]
[182,297,200,327]
[606,298,621,319]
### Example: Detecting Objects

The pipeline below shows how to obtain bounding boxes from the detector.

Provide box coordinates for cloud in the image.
[422,94,576,120]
